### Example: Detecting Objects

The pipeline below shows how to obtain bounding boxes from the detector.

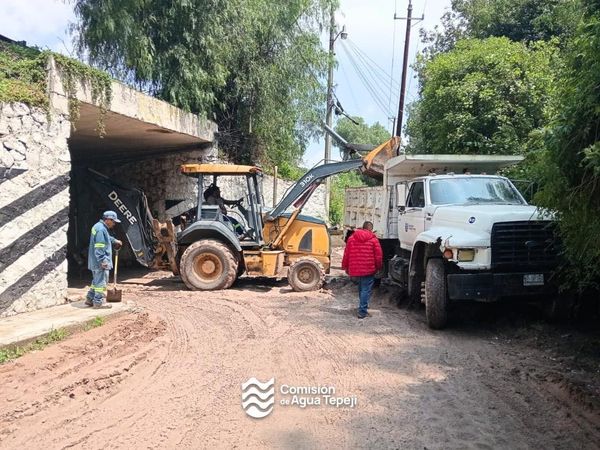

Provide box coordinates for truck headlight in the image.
[457,249,475,262]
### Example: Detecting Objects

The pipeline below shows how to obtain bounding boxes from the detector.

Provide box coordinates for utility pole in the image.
[323,5,346,219]
[324,4,336,218]
[394,0,423,137]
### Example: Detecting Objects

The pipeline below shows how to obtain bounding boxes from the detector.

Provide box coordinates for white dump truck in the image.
[344,154,562,329]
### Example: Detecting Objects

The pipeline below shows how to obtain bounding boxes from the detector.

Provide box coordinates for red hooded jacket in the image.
[341,229,383,277]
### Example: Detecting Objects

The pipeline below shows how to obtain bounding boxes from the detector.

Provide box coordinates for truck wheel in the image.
[180,239,238,290]
[288,257,325,292]
[425,259,448,329]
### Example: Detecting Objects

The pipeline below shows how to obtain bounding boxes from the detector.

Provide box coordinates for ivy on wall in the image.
[0,41,112,136]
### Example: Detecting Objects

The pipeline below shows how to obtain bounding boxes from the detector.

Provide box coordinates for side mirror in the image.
[396,183,407,209]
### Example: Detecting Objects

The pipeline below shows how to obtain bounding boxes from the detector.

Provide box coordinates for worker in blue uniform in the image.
[85,211,123,308]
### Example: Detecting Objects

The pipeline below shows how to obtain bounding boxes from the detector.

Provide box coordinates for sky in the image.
[0,0,453,166]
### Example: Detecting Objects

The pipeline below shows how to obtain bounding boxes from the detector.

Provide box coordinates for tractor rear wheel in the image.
[180,239,238,290]
[288,257,325,292]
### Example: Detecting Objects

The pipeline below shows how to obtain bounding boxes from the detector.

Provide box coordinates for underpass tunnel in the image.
[66,102,216,283]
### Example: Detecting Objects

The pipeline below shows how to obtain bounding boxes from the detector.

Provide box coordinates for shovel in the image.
[106,249,122,302]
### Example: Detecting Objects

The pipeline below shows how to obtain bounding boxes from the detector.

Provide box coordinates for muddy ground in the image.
[0,247,599,449]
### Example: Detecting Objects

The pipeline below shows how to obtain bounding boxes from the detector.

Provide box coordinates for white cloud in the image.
[0,0,452,167]
[304,0,452,167]
[0,0,75,53]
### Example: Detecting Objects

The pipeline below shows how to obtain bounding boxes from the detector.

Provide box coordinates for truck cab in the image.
[344,154,561,329]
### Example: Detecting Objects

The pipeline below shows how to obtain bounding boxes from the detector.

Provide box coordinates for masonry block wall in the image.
[262,175,327,221]
[95,148,217,221]
[0,102,71,317]
[99,156,328,223]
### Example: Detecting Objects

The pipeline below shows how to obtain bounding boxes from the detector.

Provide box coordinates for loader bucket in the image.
[362,136,400,178]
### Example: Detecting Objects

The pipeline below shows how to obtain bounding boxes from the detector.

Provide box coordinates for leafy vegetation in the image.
[84,316,106,331]
[326,116,389,224]
[410,0,600,291]
[536,0,600,289]
[0,328,69,364]
[420,0,582,59]
[0,41,112,134]
[329,171,365,225]
[71,0,336,168]
[332,116,390,156]
[406,37,556,156]
[0,41,48,108]
[52,53,112,135]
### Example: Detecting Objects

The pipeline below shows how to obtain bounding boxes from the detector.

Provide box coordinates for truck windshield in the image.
[429,177,524,205]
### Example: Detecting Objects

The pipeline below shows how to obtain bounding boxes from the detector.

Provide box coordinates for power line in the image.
[345,43,401,107]
[347,39,401,93]
[340,42,392,117]
[344,41,397,108]
[388,0,399,114]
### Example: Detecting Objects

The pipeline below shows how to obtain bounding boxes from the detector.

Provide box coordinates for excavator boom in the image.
[266,136,398,223]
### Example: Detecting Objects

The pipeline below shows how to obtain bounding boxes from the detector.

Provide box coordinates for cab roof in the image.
[385,154,524,178]
[180,163,262,176]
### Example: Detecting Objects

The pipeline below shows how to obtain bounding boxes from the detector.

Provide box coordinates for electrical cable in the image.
[340,40,394,113]
[340,43,391,117]
[346,41,400,106]
[389,0,399,114]
[347,39,401,92]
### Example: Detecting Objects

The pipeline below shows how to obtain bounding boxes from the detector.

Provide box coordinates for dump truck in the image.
[344,153,565,329]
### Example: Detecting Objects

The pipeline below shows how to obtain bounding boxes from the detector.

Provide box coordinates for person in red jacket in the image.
[341,221,383,319]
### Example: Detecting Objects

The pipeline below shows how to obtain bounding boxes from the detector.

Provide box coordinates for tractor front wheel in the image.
[180,240,238,291]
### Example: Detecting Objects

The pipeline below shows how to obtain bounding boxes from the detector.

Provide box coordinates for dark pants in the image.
[358,275,375,316]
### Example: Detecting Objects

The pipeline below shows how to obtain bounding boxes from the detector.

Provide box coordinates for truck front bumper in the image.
[446,272,554,301]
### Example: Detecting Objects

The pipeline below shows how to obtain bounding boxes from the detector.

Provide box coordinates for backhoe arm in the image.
[86,168,177,272]
[265,159,364,222]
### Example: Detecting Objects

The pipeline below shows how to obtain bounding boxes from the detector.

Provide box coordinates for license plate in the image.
[523,274,544,286]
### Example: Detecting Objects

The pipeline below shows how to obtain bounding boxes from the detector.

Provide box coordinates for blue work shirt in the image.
[88,220,116,270]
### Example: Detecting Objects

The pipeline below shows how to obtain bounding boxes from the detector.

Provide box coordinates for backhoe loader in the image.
[86,138,397,291]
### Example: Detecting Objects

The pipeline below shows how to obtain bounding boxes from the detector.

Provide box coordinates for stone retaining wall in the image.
[0,102,71,317]
[98,157,328,223]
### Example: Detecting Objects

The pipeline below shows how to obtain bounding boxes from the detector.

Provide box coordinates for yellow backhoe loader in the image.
[87,137,397,291]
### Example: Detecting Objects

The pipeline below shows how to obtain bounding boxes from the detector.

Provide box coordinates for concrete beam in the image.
[46,56,217,155]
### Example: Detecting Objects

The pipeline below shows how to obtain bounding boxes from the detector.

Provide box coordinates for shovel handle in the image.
[113,249,119,288]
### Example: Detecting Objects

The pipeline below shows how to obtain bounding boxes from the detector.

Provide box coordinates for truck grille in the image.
[491,221,559,270]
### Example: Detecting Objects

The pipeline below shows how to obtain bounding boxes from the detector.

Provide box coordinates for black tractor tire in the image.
[288,257,325,292]
[425,259,449,329]
[180,239,238,291]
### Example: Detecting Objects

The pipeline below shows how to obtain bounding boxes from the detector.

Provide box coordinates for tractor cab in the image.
[179,163,265,248]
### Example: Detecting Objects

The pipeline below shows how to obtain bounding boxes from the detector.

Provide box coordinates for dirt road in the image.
[1,263,599,449]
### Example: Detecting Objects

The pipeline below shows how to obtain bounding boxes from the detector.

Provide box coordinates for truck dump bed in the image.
[344,186,395,239]
[344,153,525,240]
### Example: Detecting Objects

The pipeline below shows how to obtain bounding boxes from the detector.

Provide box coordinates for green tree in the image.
[406,37,556,156]
[327,116,388,224]
[536,0,600,289]
[71,0,335,167]
[420,0,582,59]
[333,116,390,155]
[456,0,581,42]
